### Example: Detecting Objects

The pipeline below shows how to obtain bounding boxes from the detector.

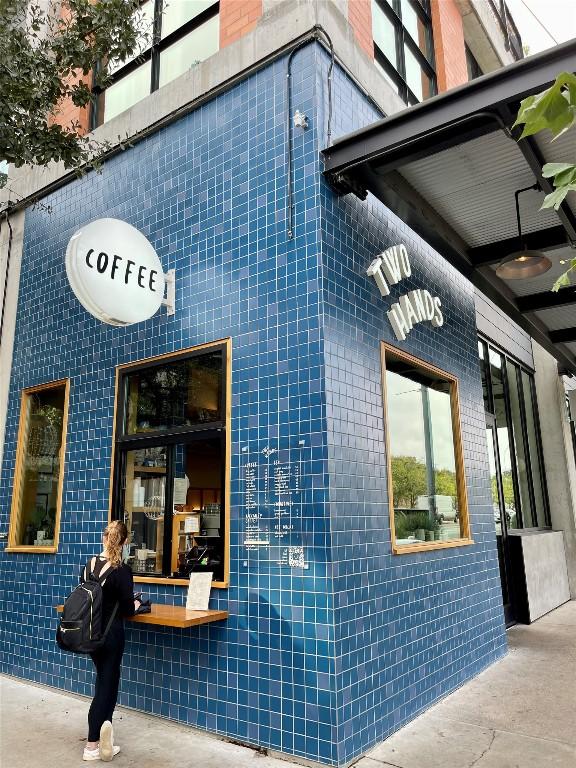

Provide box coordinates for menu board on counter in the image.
[241,443,308,570]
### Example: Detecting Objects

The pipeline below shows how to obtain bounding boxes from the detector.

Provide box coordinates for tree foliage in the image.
[0,0,147,189]
[514,72,576,291]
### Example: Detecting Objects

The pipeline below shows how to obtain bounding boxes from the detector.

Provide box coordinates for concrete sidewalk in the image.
[1,601,575,768]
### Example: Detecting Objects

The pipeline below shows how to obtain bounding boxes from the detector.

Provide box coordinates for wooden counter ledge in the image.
[56,604,228,629]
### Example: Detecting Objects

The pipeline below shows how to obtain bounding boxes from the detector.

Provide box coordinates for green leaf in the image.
[553,166,576,188]
[542,163,575,178]
[541,184,576,210]
[552,271,571,292]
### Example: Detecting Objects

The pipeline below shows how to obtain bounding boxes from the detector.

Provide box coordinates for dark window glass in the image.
[479,340,491,413]
[480,338,549,531]
[372,0,436,105]
[490,349,519,528]
[521,371,548,527]
[113,344,228,582]
[123,351,222,435]
[506,360,533,527]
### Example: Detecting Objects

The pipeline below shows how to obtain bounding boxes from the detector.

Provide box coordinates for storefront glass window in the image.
[113,342,229,585]
[7,381,69,551]
[506,360,534,527]
[123,350,223,435]
[480,338,549,530]
[372,0,436,106]
[521,371,547,527]
[382,345,470,551]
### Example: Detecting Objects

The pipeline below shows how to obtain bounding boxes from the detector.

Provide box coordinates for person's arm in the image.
[116,566,139,617]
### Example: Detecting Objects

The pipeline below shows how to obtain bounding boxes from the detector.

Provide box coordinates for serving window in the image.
[111,340,230,586]
[381,343,471,553]
[7,380,70,553]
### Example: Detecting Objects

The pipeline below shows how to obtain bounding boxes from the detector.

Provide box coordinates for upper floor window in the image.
[372,0,436,105]
[93,1,219,127]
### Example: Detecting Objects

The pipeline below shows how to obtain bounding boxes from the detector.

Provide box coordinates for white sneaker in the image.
[99,721,118,762]
[82,745,121,761]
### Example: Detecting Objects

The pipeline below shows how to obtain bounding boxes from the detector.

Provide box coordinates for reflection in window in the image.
[124,350,222,435]
[93,0,219,126]
[506,360,533,526]
[383,346,469,550]
[372,0,436,106]
[159,15,220,88]
[480,338,549,529]
[521,371,547,527]
[113,342,228,583]
[99,61,152,124]
[8,381,69,549]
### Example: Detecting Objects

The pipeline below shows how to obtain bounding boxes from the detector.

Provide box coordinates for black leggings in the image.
[88,622,125,742]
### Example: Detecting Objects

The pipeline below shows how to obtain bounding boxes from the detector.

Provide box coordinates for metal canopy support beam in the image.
[322,39,576,179]
[550,328,576,344]
[516,289,576,312]
[468,226,568,266]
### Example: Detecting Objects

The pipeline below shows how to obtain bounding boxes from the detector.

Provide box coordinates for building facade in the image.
[1,2,573,767]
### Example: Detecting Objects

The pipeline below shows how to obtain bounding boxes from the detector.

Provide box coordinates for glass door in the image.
[486,417,515,626]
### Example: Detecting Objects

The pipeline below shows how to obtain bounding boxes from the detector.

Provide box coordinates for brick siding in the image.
[430,0,468,92]
[220,0,263,49]
[348,0,374,58]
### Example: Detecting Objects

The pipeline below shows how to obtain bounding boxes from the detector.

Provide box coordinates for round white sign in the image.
[65,218,165,326]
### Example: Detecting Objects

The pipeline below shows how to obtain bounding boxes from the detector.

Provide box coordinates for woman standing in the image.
[82,521,140,762]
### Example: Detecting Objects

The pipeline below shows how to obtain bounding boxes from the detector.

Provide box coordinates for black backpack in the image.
[56,557,118,654]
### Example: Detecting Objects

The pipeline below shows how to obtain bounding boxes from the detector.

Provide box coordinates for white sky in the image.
[505,0,576,55]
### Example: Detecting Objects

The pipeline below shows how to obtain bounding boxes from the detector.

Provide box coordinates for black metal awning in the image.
[322,39,576,374]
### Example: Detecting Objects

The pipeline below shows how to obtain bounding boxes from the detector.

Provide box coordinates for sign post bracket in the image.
[162,269,176,316]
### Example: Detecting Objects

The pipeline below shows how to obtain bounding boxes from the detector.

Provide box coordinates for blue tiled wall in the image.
[0,43,506,767]
[315,51,507,765]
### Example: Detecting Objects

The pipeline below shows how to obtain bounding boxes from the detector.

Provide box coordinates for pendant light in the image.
[495,184,552,280]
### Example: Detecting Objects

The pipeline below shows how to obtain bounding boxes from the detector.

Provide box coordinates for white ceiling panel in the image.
[534,306,576,331]
[400,131,560,247]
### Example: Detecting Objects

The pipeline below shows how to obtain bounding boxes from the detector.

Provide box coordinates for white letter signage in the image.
[367,244,444,341]
[65,218,166,326]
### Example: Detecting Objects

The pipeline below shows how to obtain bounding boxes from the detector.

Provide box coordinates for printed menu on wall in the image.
[241,444,308,570]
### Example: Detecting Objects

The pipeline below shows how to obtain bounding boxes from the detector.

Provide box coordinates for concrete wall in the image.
[520,531,570,622]
[455,0,518,73]
[0,0,405,211]
[0,210,25,482]
[475,289,534,369]
[532,339,576,598]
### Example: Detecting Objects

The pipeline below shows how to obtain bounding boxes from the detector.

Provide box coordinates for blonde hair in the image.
[103,521,128,568]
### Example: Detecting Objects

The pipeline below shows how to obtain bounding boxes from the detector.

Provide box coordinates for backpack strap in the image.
[83,556,112,585]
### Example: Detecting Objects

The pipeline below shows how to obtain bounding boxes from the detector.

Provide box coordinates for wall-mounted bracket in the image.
[162,269,175,316]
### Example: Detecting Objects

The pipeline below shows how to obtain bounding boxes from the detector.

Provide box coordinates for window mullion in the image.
[151,0,163,93]
[162,443,175,576]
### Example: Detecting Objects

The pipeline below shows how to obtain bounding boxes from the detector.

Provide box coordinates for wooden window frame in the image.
[6,379,70,554]
[381,342,472,554]
[109,339,231,588]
